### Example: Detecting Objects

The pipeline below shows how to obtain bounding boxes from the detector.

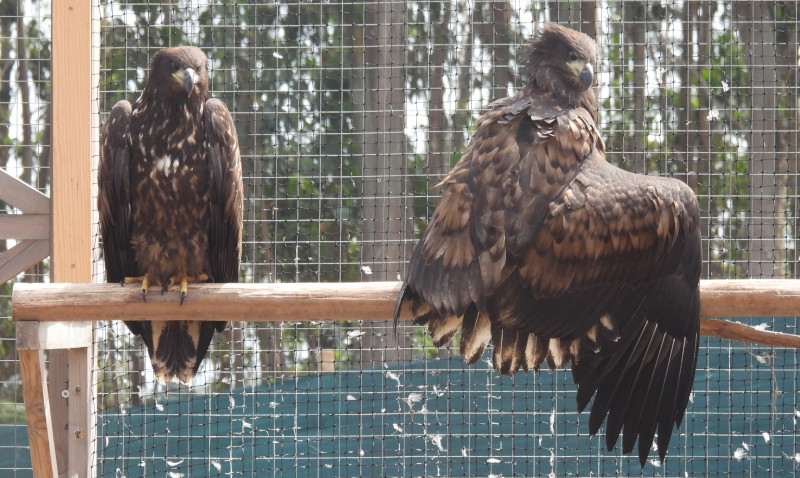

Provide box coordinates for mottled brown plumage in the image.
[395,24,700,466]
[99,46,243,384]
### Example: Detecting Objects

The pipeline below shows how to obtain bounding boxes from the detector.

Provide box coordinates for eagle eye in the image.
[568,51,578,61]
[170,61,179,71]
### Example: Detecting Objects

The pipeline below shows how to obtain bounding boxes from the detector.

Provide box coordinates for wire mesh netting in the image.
[4,0,800,476]
[0,0,52,475]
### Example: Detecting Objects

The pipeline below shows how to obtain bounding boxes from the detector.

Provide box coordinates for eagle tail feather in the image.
[427,313,462,347]
[524,334,550,372]
[145,320,225,383]
[459,306,491,365]
[490,326,527,376]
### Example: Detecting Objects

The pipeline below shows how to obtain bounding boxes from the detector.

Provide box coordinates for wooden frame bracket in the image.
[0,169,50,284]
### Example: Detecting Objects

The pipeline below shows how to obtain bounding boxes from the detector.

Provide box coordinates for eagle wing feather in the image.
[204,98,243,288]
[397,89,701,465]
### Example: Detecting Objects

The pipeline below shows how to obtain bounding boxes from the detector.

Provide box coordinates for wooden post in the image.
[18,349,58,478]
[17,0,99,477]
[17,320,94,478]
[51,0,98,471]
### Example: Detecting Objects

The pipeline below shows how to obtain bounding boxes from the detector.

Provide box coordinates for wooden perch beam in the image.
[12,280,800,349]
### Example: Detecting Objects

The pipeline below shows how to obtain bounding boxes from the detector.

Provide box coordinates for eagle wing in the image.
[98,100,136,284]
[398,93,701,465]
[98,100,148,339]
[204,98,243,286]
[201,97,243,355]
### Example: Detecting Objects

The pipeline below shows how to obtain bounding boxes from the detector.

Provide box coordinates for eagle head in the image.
[526,24,600,117]
[147,46,209,100]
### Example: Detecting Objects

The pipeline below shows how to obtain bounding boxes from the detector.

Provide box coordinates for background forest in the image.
[1,1,800,475]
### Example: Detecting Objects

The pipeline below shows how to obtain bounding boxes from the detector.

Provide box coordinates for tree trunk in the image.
[694,1,719,278]
[451,3,474,153]
[579,2,597,39]
[15,7,42,283]
[426,4,451,179]
[624,3,647,173]
[257,324,285,383]
[357,2,412,366]
[547,1,571,23]
[773,6,797,278]
[735,4,784,278]
[472,1,512,102]
[0,2,16,256]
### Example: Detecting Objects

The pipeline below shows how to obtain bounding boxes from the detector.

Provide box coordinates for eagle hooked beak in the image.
[173,68,199,97]
[568,60,594,90]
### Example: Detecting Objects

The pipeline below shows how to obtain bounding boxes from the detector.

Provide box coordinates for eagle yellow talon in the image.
[162,273,209,305]
[123,275,151,302]
[180,279,188,305]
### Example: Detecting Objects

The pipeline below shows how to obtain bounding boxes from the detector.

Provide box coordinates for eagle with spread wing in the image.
[99,46,243,384]
[395,24,701,465]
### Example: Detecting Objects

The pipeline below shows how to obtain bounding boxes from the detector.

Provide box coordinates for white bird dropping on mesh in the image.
[733,447,747,461]
[347,329,365,339]
[386,370,401,386]
[431,434,445,452]
[406,392,423,405]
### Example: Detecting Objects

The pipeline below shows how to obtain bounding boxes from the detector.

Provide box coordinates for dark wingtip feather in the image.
[393,282,408,335]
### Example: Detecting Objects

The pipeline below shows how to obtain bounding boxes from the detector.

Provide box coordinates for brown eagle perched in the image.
[98,46,243,384]
[395,24,701,465]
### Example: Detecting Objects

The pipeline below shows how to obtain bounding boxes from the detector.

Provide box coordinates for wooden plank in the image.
[51,0,98,475]
[48,352,69,478]
[10,280,800,349]
[0,214,50,239]
[67,347,92,478]
[0,239,49,284]
[0,169,50,214]
[19,349,58,478]
[16,321,94,350]
[52,0,93,283]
